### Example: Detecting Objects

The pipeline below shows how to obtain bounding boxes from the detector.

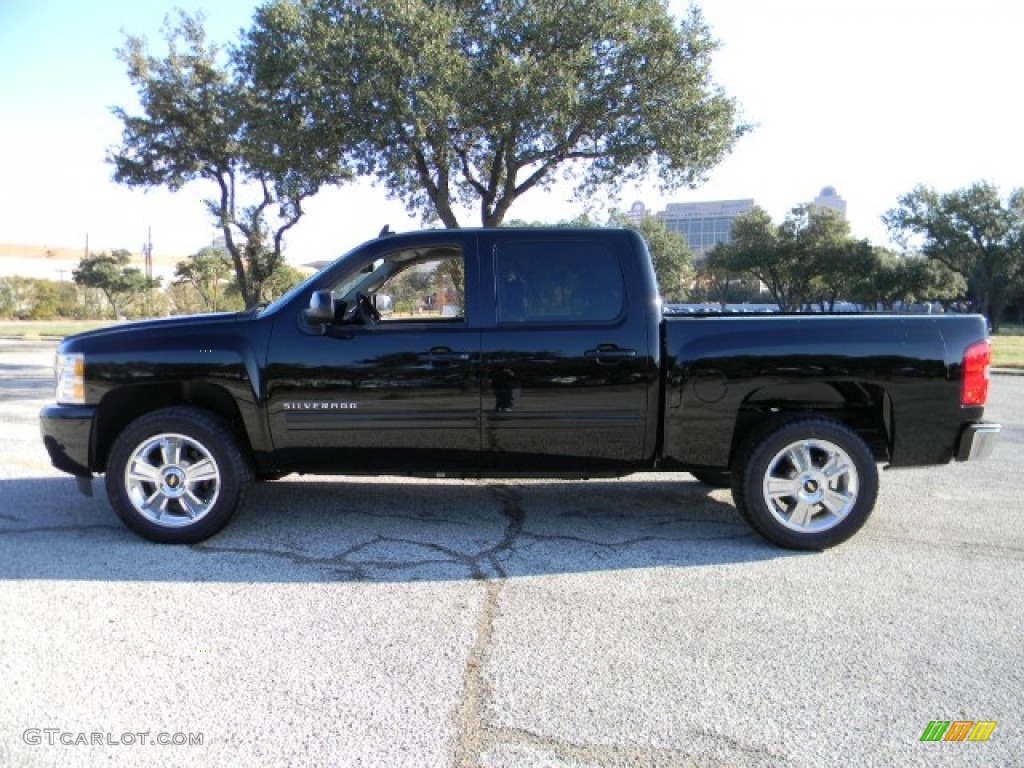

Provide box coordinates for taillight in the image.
[961,340,991,406]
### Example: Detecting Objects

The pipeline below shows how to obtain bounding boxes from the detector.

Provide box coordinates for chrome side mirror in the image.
[304,290,335,325]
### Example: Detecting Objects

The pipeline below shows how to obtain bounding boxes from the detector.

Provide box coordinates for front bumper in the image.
[955,421,1001,462]
[39,404,97,477]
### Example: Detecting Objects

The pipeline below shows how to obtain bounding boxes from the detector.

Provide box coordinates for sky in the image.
[1,0,1022,264]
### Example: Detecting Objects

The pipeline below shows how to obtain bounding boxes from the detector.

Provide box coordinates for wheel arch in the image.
[728,381,892,470]
[92,382,254,473]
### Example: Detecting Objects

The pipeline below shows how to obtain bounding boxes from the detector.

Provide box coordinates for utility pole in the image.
[142,227,154,317]
[144,227,153,282]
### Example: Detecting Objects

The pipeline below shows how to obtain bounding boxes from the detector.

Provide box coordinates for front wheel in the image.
[731,419,878,550]
[105,407,252,544]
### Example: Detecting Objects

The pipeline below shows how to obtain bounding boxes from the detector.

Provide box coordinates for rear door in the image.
[479,231,655,472]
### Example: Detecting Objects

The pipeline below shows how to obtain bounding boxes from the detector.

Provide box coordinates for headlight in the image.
[55,353,85,405]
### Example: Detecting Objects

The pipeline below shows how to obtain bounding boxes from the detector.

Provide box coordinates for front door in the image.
[266,238,482,474]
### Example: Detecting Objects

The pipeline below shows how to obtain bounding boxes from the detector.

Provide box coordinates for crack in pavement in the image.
[451,483,522,768]
[447,484,775,768]
[192,533,490,581]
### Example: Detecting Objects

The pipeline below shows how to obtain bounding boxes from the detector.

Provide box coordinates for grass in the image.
[991,330,1024,369]
[0,320,116,339]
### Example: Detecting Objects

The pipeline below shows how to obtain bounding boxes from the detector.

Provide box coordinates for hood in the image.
[58,311,255,353]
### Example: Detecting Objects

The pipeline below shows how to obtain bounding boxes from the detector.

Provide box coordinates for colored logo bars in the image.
[920,721,997,742]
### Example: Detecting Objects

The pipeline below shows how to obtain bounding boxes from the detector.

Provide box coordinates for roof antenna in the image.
[379,224,392,237]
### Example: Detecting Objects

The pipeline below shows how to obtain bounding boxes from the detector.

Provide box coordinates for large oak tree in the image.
[110,11,354,308]
[240,0,747,228]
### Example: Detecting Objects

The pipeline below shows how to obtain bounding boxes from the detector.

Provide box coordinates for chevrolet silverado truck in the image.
[40,228,1000,549]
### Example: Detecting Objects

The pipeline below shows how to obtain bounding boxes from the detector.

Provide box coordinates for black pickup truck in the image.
[40,228,1000,549]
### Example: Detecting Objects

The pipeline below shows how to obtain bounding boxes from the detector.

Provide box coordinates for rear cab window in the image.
[495,240,625,325]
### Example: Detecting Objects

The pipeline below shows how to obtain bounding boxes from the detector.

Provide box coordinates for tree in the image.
[258,263,306,302]
[0,278,80,319]
[884,182,1024,332]
[241,0,747,228]
[844,250,962,311]
[701,244,753,307]
[713,206,792,307]
[611,213,694,302]
[809,239,877,311]
[175,246,236,313]
[110,11,353,308]
[73,250,158,319]
[715,205,870,311]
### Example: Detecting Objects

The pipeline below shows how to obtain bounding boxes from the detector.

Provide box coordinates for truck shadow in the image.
[0,475,800,582]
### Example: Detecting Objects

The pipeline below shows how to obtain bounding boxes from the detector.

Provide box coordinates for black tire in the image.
[105,406,252,544]
[731,419,878,551]
[689,469,731,489]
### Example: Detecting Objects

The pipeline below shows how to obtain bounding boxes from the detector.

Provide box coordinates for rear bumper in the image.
[39,404,96,477]
[955,422,1001,462]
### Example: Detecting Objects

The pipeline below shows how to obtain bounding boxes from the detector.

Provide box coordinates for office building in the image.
[813,186,847,219]
[654,199,755,259]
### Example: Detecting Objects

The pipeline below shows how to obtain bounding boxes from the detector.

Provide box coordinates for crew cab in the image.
[40,228,1000,549]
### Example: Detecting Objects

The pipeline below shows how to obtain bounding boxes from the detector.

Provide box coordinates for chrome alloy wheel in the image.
[124,433,222,527]
[761,438,859,533]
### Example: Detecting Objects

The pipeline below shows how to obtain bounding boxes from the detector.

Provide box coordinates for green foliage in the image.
[0,278,82,320]
[72,250,160,319]
[258,263,306,303]
[698,246,762,306]
[884,181,1024,331]
[710,205,953,312]
[610,213,694,302]
[241,0,746,228]
[846,250,964,310]
[110,10,353,308]
[175,247,238,313]
[712,206,802,310]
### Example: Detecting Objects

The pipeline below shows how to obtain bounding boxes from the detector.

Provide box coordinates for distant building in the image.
[654,199,755,259]
[813,186,847,219]
[625,201,648,225]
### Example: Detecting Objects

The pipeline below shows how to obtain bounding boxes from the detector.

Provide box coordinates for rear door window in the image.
[495,240,625,324]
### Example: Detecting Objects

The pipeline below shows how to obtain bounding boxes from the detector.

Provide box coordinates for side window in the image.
[377,251,464,321]
[328,245,464,324]
[495,241,624,324]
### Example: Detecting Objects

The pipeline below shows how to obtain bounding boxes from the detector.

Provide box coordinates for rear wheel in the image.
[732,419,878,550]
[105,407,251,544]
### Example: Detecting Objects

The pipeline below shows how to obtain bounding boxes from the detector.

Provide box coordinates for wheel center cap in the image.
[161,467,187,498]
[798,472,825,502]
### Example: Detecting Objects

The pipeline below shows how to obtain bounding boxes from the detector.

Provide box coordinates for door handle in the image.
[426,348,470,363]
[585,346,637,363]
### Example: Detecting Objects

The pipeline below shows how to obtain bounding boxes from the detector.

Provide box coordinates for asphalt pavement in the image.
[0,339,1021,767]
